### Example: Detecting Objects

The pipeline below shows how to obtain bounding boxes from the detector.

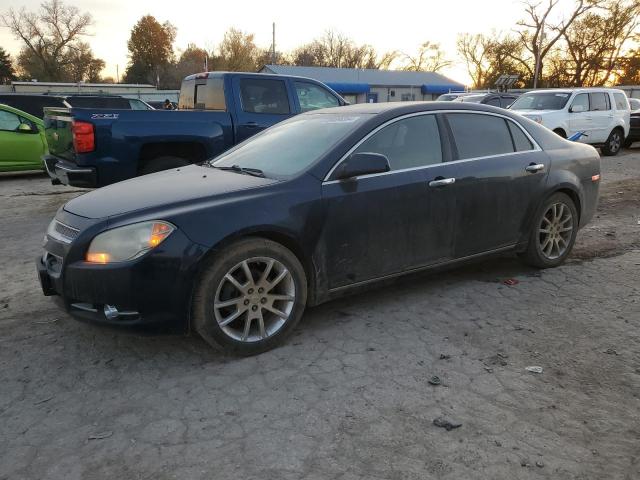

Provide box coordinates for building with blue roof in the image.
[260,65,466,104]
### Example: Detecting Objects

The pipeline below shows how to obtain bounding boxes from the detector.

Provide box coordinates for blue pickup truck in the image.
[43,72,346,187]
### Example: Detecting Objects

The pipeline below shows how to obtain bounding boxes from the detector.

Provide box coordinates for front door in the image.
[444,112,549,257]
[567,93,593,141]
[231,76,296,143]
[0,110,43,171]
[321,113,458,289]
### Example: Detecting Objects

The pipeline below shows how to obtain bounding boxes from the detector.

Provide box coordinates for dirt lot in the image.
[1,150,639,480]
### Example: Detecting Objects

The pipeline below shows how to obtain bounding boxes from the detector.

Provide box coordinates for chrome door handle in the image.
[429,177,456,187]
[525,163,545,173]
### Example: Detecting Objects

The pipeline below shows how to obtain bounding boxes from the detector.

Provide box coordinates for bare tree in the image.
[401,42,451,72]
[1,0,98,81]
[516,0,601,87]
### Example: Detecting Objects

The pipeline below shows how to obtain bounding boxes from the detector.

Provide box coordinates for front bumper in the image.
[43,155,97,188]
[37,223,206,329]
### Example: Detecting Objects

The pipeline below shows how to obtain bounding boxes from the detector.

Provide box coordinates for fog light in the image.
[104,304,119,320]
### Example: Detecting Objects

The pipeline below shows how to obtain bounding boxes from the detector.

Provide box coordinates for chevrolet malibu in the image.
[38,102,601,355]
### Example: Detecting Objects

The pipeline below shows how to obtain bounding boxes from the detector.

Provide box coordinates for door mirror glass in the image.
[17,123,34,133]
[336,152,390,179]
[570,104,586,113]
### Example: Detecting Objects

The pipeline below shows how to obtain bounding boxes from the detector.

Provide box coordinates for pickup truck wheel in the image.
[601,129,623,156]
[192,238,307,356]
[519,192,578,269]
[140,156,191,175]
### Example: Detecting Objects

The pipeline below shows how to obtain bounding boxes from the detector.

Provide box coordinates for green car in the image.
[0,103,47,172]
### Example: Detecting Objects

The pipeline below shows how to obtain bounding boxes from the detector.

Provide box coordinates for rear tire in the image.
[139,156,190,175]
[601,129,623,156]
[520,192,578,269]
[192,238,307,356]
[623,137,634,149]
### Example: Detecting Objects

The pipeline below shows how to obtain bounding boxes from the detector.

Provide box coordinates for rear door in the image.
[231,76,296,142]
[444,112,548,257]
[588,92,612,143]
[321,113,458,288]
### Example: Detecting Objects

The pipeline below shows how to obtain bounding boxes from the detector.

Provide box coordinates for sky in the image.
[0,0,581,86]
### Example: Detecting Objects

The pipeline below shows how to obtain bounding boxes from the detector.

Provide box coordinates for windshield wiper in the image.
[214,164,266,178]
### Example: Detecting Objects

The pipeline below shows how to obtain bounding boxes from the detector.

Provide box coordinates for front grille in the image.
[53,221,80,242]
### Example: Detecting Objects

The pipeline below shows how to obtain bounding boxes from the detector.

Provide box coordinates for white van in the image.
[509,88,630,156]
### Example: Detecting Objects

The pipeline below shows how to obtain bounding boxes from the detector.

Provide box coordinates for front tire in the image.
[601,129,623,156]
[520,192,578,268]
[192,238,307,355]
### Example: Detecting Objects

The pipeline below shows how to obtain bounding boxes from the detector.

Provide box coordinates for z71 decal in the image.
[90,113,119,120]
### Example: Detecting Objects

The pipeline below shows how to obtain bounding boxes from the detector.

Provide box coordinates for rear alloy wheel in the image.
[601,129,623,156]
[520,192,578,268]
[192,238,307,355]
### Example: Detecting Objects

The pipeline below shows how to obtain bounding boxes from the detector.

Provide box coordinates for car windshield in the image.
[510,92,571,110]
[211,113,368,178]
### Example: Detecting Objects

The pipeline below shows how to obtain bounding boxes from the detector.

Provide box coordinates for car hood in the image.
[64,164,278,219]
[511,109,561,117]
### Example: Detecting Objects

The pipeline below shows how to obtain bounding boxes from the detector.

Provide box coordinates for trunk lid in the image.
[43,107,76,163]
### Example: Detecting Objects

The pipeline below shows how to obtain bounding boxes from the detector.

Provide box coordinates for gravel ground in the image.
[1,149,639,480]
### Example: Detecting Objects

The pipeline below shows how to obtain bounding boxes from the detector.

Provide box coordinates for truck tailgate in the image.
[43,107,76,163]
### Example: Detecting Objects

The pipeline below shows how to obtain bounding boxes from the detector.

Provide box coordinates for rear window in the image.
[193,78,226,110]
[0,95,65,119]
[447,113,514,159]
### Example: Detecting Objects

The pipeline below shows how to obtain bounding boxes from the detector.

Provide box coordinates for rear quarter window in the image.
[613,93,629,110]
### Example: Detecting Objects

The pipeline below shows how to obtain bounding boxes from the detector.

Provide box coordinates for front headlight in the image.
[86,221,175,264]
[526,115,543,124]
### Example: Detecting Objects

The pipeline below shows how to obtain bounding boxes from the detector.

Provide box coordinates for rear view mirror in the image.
[335,152,390,180]
[17,123,34,133]
[570,104,586,113]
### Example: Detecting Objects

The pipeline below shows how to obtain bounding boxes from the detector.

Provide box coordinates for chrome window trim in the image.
[322,109,542,183]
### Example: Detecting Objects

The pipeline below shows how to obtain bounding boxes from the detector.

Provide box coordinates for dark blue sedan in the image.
[38,102,601,355]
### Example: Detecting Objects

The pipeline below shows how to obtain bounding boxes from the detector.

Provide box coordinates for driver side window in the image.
[0,110,21,131]
[353,114,442,171]
[570,93,589,112]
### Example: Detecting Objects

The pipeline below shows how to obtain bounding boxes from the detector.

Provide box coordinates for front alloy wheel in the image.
[214,257,295,342]
[192,238,307,355]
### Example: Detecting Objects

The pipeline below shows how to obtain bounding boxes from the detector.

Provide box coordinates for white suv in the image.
[510,88,630,156]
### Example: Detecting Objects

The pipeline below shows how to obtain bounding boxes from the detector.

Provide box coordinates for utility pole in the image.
[116,64,119,84]
[272,22,276,64]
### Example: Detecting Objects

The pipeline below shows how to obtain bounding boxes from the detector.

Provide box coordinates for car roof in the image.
[522,88,626,94]
[306,101,518,116]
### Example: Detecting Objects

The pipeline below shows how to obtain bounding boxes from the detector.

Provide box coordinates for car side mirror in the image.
[335,152,390,180]
[17,123,34,133]
[570,104,586,113]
